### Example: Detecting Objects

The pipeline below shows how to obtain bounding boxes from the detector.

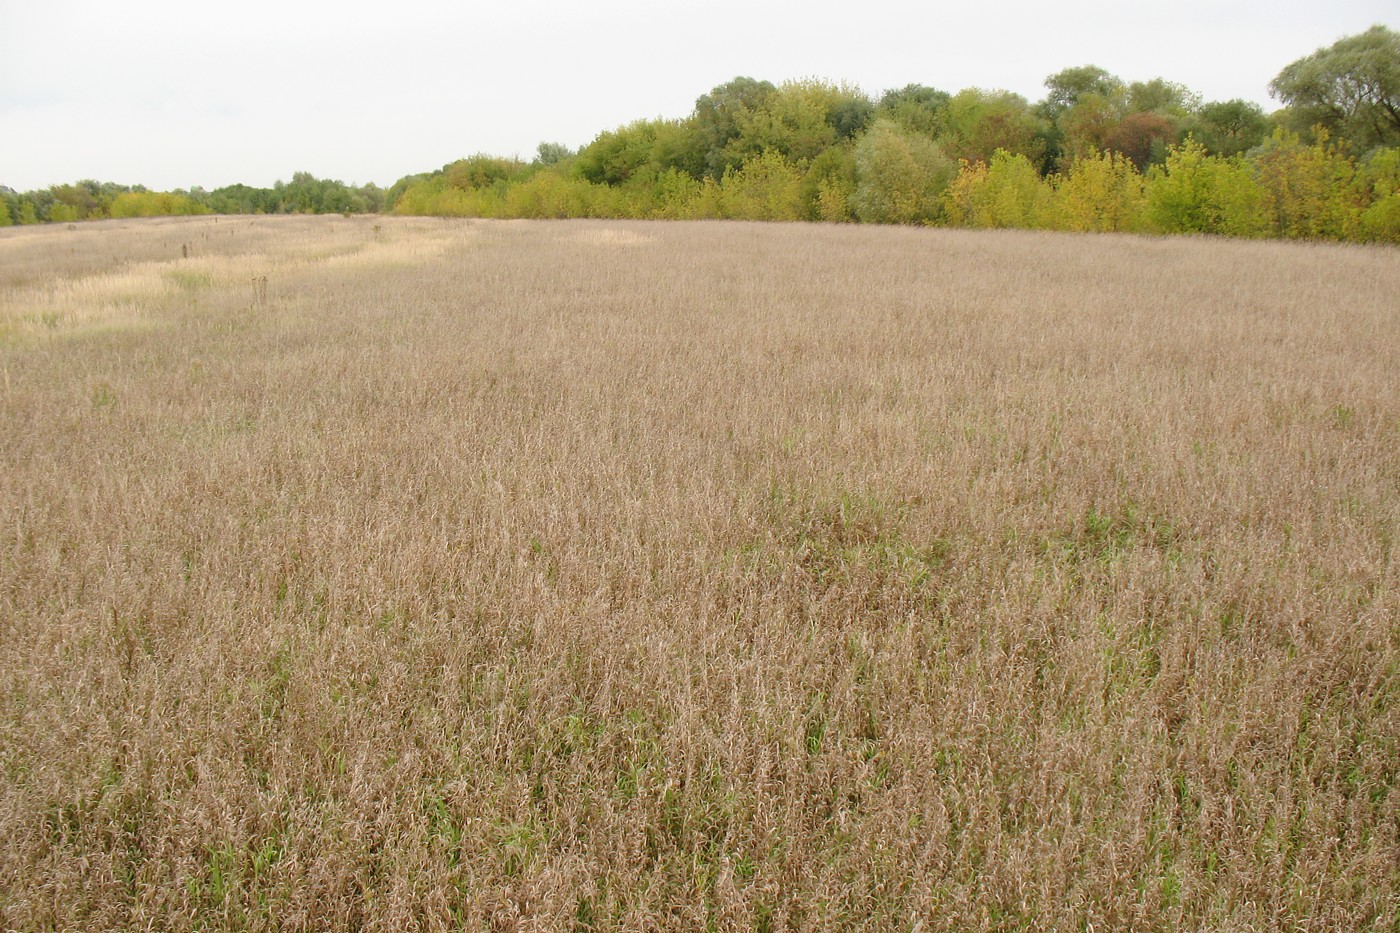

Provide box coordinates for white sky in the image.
[1,0,1394,192]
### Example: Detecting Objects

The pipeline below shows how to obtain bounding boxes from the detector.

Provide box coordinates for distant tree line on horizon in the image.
[0,173,384,228]
[5,26,1398,243]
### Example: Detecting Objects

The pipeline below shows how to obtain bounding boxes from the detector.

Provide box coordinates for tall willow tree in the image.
[1270,25,1400,149]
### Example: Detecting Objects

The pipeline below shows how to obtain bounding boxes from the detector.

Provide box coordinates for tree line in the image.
[5,26,1397,242]
[0,173,384,227]
[390,26,1400,242]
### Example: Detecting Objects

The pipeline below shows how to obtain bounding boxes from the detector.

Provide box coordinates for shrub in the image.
[1052,151,1148,232]
[1144,139,1267,236]
[502,172,598,219]
[850,119,953,224]
[718,151,804,221]
[1356,148,1400,242]
[108,191,208,218]
[1252,129,1362,239]
[944,150,1054,228]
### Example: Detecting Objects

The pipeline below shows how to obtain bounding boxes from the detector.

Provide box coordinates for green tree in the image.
[269,172,374,214]
[50,182,102,220]
[25,189,56,222]
[357,183,385,213]
[851,118,954,224]
[940,89,1045,166]
[1040,66,1128,170]
[1041,65,1124,121]
[574,120,686,186]
[649,168,710,219]
[1127,78,1200,118]
[1058,92,1123,163]
[686,77,778,179]
[830,95,876,141]
[206,183,279,214]
[1269,25,1400,149]
[878,84,951,137]
[723,80,873,167]
[1144,139,1267,236]
[1192,99,1270,156]
[443,155,531,191]
[535,142,574,166]
[385,174,430,211]
[1356,147,1400,241]
[802,144,858,222]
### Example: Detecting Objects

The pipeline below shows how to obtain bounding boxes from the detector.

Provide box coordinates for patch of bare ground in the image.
[0,216,1396,930]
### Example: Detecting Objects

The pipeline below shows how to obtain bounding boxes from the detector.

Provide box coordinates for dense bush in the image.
[109,191,209,218]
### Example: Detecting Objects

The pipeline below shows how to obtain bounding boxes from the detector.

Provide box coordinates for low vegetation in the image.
[0,215,1396,930]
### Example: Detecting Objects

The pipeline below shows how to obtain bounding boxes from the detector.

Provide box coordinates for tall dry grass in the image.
[0,215,1396,931]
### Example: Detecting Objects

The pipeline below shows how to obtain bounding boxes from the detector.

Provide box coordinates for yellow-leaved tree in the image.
[1052,151,1147,232]
[1251,129,1362,240]
[108,191,208,218]
[718,151,805,221]
[944,150,1054,228]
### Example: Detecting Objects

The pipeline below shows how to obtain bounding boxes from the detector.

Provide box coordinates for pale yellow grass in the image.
[0,216,1396,931]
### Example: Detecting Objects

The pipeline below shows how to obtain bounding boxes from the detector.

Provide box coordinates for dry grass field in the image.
[0,215,1396,931]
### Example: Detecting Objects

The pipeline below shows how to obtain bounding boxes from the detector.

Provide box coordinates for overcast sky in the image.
[2,1,1394,192]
